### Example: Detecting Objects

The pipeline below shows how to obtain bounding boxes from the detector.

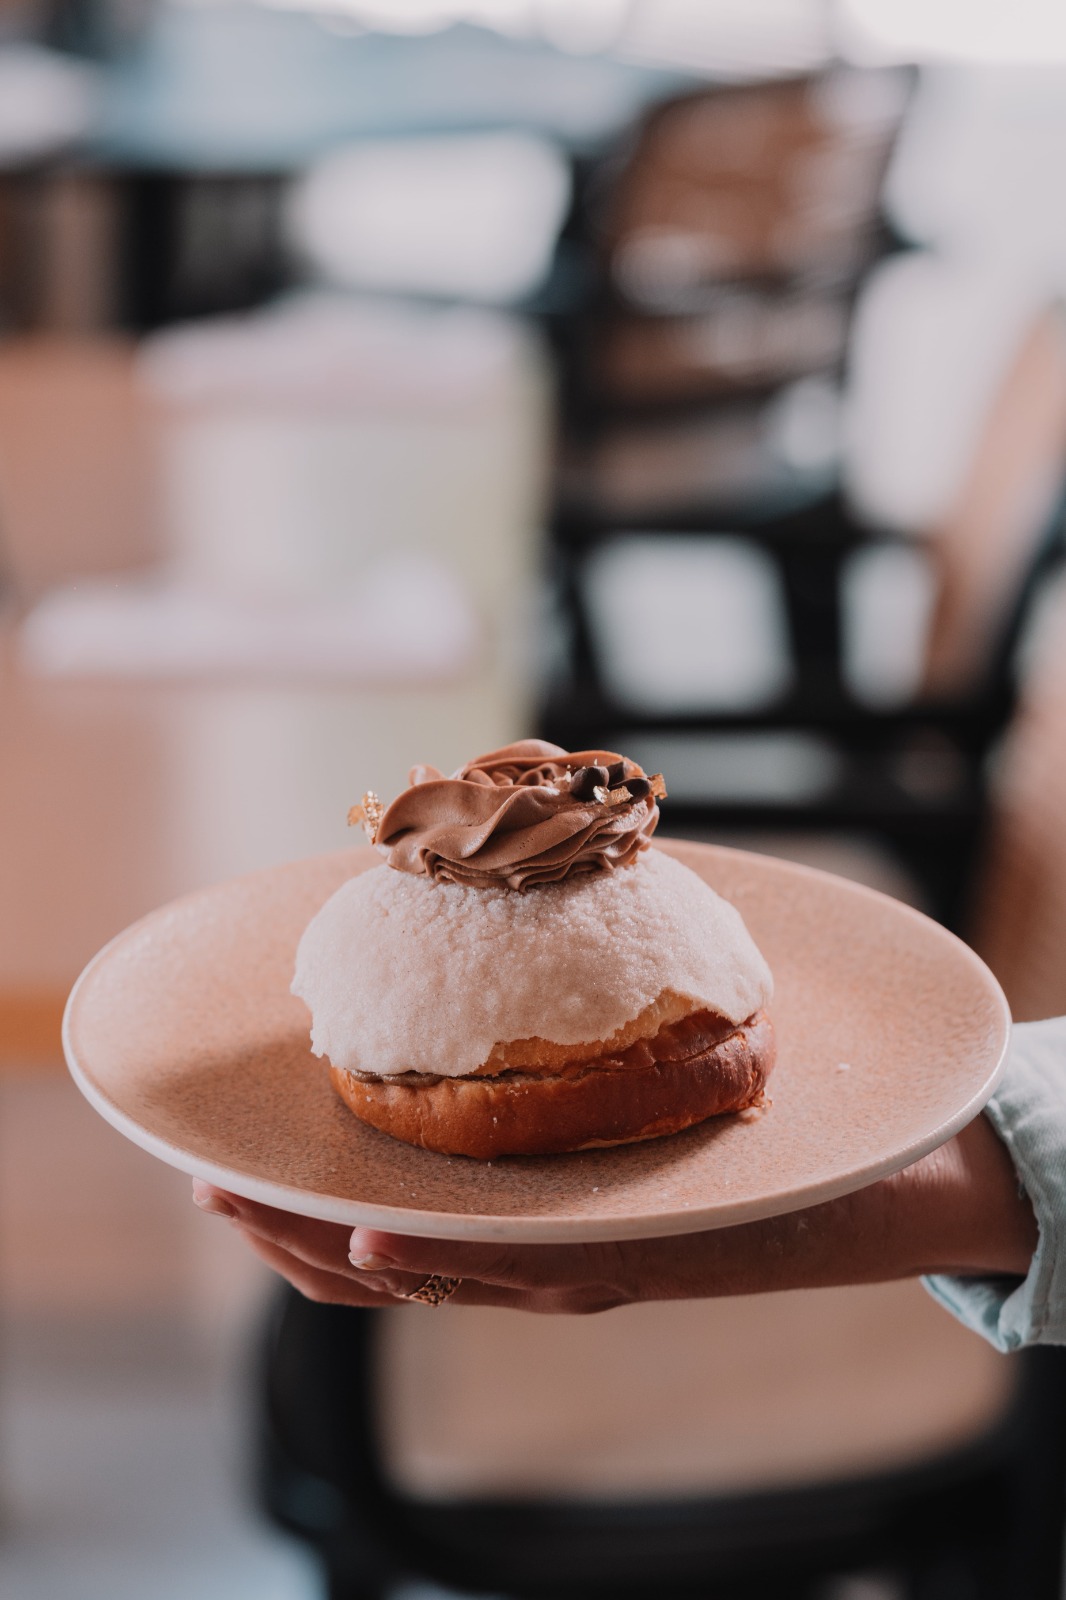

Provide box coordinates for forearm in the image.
[631,1115,1037,1304]
[903,1114,1037,1277]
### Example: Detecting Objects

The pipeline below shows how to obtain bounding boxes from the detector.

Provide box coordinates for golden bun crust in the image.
[479,988,698,1073]
[328,1007,774,1159]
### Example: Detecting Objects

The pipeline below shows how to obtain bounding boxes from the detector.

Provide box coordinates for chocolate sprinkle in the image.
[570,765,609,801]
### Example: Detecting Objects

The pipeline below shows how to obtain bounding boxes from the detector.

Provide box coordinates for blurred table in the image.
[0,638,519,1071]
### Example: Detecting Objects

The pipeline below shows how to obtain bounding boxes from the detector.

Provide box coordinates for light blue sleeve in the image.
[924,1016,1066,1350]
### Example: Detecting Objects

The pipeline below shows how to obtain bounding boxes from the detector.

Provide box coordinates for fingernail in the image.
[349,1252,394,1271]
[193,1191,236,1219]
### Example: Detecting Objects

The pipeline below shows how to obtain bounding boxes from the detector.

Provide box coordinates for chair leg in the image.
[904,1559,976,1599]
[324,1567,393,1600]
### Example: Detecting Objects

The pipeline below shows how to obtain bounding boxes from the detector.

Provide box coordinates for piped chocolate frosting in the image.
[365,739,665,890]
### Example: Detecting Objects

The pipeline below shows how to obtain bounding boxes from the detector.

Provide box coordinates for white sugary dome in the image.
[292,847,772,1078]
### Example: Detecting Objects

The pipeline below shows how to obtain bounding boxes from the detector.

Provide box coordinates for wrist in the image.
[897,1115,1037,1280]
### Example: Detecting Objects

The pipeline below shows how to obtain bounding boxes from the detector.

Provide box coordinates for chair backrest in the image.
[378,1281,1013,1503]
[601,75,906,297]
[562,70,910,420]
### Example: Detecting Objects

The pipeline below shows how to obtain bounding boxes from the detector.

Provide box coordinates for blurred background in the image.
[4,2,1066,1597]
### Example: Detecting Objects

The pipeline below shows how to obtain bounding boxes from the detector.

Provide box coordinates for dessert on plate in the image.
[292,740,774,1158]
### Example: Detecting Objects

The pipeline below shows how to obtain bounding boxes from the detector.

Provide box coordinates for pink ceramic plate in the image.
[63,841,1009,1243]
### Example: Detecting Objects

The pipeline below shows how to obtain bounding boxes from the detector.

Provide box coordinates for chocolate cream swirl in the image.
[373,740,663,890]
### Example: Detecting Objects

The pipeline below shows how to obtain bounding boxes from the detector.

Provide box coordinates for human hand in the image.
[192,1112,1036,1313]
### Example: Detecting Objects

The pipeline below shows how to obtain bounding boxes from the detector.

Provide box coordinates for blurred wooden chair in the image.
[548,70,909,518]
[540,71,978,910]
[587,75,901,397]
[256,1282,1066,1600]
[538,71,1066,935]
[540,236,1066,931]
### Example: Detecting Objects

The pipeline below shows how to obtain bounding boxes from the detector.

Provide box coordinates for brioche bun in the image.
[328,1000,773,1159]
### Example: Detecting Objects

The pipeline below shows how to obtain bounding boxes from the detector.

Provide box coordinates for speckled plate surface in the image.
[63,841,1010,1243]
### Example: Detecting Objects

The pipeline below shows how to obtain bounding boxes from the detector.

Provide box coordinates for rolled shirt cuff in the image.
[924,1016,1066,1351]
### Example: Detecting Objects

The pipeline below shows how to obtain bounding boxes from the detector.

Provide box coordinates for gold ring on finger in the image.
[401,1273,463,1306]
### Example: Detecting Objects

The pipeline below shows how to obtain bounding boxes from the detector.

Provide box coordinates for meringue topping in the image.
[293,848,771,1077]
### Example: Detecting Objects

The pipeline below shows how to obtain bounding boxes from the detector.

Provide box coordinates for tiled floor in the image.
[0,1074,482,1600]
[0,1312,320,1600]
[0,1073,321,1598]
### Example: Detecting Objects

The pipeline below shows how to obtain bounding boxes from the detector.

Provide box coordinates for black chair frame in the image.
[256,1290,1066,1600]
[538,484,1066,932]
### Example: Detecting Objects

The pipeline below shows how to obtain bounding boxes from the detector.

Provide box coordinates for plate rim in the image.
[62,841,1012,1242]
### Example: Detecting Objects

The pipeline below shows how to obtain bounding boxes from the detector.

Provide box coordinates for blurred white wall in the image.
[287,131,570,302]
